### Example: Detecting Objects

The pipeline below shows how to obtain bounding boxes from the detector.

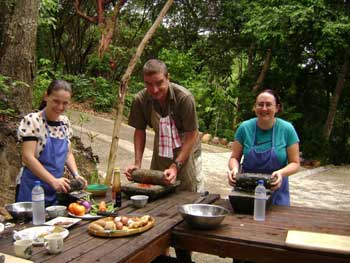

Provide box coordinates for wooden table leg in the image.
[175,248,193,263]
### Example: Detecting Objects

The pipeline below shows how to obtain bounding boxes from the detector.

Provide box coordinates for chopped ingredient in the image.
[138,183,152,188]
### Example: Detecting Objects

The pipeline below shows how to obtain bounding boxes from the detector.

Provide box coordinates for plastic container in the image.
[32,181,45,225]
[254,179,267,221]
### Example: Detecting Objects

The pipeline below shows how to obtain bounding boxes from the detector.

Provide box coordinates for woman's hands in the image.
[227,168,238,187]
[76,175,88,188]
[52,177,71,193]
[270,171,283,191]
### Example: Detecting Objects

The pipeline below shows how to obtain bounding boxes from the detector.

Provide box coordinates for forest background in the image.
[1,0,350,165]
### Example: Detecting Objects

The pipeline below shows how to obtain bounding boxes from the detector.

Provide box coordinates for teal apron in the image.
[17,110,68,206]
[242,122,290,206]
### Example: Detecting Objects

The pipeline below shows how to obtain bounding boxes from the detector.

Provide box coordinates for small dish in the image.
[46,205,67,219]
[45,216,81,228]
[130,195,149,208]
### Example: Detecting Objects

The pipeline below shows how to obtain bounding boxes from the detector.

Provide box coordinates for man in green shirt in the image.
[124,59,202,192]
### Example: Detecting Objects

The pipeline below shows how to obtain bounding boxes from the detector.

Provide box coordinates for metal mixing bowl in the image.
[5,202,33,221]
[178,204,229,229]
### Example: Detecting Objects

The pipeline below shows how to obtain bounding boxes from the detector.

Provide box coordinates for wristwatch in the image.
[173,160,183,171]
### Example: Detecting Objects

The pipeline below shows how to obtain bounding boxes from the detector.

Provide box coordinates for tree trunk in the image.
[104,0,175,186]
[247,44,254,74]
[252,48,272,92]
[0,0,38,116]
[323,60,349,140]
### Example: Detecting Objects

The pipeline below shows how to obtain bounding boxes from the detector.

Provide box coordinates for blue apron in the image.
[17,110,68,206]
[242,121,290,206]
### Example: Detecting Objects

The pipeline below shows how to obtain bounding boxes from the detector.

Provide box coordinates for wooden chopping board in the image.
[285,230,350,254]
[0,253,33,263]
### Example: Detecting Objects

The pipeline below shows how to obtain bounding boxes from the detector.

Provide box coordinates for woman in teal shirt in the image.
[227,89,300,206]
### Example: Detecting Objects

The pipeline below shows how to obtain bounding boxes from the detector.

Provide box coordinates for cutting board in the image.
[0,253,33,263]
[285,230,350,254]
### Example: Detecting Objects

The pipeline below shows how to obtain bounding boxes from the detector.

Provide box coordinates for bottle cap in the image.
[34,180,41,186]
[258,179,264,185]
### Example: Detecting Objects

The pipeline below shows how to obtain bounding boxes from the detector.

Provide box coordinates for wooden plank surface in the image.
[285,230,350,254]
[0,191,219,263]
[171,199,350,263]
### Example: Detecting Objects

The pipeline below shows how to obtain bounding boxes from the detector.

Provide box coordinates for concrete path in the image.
[68,109,350,263]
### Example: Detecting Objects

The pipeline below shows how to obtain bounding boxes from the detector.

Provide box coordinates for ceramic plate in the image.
[68,212,102,220]
[13,226,69,245]
[45,216,81,228]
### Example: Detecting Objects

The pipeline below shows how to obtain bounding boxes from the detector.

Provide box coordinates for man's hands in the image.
[124,163,179,185]
[163,163,177,185]
[124,164,140,181]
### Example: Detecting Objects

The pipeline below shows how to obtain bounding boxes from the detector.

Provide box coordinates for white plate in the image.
[45,216,81,228]
[68,212,102,220]
[13,226,69,245]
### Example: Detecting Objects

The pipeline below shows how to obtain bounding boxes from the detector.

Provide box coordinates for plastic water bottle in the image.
[32,181,45,225]
[254,179,266,221]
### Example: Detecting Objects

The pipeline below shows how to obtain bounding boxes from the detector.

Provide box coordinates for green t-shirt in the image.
[234,118,299,166]
[128,82,198,133]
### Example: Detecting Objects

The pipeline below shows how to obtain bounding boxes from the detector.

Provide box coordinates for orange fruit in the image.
[68,202,86,216]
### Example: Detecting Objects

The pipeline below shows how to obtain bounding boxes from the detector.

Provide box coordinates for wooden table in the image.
[172,199,350,263]
[0,191,219,263]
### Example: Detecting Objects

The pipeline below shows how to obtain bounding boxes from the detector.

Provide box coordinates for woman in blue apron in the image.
[227,89,300,206]
[16,80,87,206]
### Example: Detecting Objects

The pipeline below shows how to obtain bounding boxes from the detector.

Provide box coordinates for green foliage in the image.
[74,76,117,112]
[33,59,56,109]
[32,0,350,163]
[0,75,28,116]
[39,0,58,29]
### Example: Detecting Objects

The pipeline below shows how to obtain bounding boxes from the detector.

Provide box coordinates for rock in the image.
[219,138,228,146]
[201,133,212,143]
[211,136,220,144]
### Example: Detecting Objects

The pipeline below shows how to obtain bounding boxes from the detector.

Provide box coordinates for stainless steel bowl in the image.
[130,195,149,208]
[5,202,33,221]
[178,204,229,229]
[46,205,67,219]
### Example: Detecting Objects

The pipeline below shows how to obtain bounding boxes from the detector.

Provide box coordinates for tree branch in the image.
[74,0,98,23]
